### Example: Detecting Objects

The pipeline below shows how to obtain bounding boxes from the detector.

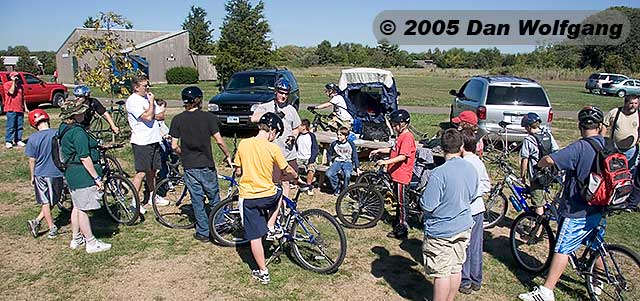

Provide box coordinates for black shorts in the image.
[132,143,162,172]
[34,176,63,206]
[242,189,283,240]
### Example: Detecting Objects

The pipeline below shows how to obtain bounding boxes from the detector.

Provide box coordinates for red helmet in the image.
[28,109,50,128]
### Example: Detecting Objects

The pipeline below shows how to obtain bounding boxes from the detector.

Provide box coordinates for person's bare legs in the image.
[71,207,80,237]
[132,171,146,198]
[267,197,283,228]
[306,170,315,186]
[282,180,290,198]
[543,253,569,290]
[433,276,451,301]
[145,170,156,194]
[38,204,54,229]
[250,238,267,270]
[447,273,462,301]
[77,209,94,240]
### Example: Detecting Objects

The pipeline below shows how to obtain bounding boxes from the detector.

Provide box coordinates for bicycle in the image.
[208,185,348,274]
[308,107,339,133]
[519,206,640,301]
[89,100,130,143]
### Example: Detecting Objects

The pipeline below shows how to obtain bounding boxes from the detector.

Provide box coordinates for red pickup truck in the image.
[0,71,68,112]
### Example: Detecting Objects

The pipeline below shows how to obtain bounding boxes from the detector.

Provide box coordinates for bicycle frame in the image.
[568,215,621,286]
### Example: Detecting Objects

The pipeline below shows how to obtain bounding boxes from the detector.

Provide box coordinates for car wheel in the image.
[617,90,627,98]
[51,92,65,107]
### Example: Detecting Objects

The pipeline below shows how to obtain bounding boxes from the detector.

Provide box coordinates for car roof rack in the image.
[475,75,537,84]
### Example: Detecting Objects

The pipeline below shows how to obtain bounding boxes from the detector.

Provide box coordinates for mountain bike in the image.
[208,185,348,274]
[90,100,130,143]
[308,107,339,133]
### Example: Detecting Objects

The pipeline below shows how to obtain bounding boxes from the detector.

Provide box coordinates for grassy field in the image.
[1,105,639,301]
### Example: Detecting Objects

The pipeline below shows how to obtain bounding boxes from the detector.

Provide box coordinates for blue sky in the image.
[2,0,638,53]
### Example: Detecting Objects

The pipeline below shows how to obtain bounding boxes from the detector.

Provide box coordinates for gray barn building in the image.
[56,28,217,84]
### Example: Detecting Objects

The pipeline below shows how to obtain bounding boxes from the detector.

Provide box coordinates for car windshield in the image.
[226,74,275,91]
[589,74,599,79]
[486,86,549,106]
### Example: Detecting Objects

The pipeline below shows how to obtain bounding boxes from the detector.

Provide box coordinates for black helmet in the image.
[521,112,541,128]
[258,112,285,138]
[181,86,203,104]
[325,83,339,93]
[578,106,604,125]
[389,109,410,124]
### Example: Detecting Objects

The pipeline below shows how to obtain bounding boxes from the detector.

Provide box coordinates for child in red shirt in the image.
[371,109,416,239]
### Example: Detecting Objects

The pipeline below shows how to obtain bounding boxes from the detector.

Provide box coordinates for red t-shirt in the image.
[388,130,416,185]
[3,81,24,113]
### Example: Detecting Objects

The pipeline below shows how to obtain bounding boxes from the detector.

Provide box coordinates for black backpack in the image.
[51,125,76,172]
[530,132,556,186]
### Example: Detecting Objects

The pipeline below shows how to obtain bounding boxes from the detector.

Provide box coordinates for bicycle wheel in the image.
[586,244,640,301]
[112,109,130,142]
[209,194,249,247]
[335,183,385,229]
[90,115,107,141]
[355,171,377,185]
[152,177,195,229]
[57,185,73,213]
[290,208,347,274]
[103,174,140,225]
[509,211,555,273]
[103,154,125,176]
[484,186,508,228]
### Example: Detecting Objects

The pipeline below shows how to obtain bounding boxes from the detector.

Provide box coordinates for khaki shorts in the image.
[70,186,103,211]
[296,158,316,173]
[423,229,471,278]
[529,181,545,208]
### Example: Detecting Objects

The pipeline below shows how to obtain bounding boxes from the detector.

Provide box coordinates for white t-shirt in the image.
[463,153,490,216]
[125,93,162,145]
[330,95,353,122]
[296,133,312,160]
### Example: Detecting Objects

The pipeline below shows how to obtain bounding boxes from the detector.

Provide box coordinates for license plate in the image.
[511,115,523,124]
[226,116,240,124]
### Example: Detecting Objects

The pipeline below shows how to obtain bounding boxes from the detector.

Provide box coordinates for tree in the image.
[83,17,98,28]
[6,45,30,57]
[213,0,272,83]
[70,12,137,97]
[182,6,215,54]
[16,53,40,74]
[316,40,335,65]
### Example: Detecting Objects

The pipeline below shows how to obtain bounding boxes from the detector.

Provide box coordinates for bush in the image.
[165,67,199,84]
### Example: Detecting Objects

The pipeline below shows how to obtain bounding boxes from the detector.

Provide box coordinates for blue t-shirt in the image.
[24,128,64,178]
[421,157,477,238]
[549,136,605,218]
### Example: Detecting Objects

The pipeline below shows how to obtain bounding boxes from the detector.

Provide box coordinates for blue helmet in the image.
[521,112,541,128]
[274,78,291,92]
[73,85,91,97]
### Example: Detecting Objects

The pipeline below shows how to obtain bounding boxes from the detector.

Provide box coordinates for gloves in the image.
[285,135,295,150]
[307,105,316,111]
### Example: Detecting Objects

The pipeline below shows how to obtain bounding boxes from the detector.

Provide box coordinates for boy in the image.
[296,119,319,196]
[307,83,353,130]
[25,109,64,239]
[326,126,360,196]
[235,112,298,284]
[519,112,559,216]
[371,109,416,239]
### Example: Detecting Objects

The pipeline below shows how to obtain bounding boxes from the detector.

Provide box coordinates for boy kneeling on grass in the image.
[25,109,64,239]
[234,112,298,284]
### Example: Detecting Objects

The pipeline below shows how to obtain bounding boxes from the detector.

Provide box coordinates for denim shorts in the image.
[554,214,605,255]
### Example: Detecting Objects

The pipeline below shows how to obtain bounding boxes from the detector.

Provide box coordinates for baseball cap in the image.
[451,111,478,126]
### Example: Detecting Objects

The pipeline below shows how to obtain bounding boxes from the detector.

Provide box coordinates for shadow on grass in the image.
[89,208,122,239]
[371,245,432,301]
[483,231,538,288]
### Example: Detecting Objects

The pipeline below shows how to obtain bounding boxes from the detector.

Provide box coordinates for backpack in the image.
[530,132,556,187]
[51,125,75,172]
[578,137,633,207]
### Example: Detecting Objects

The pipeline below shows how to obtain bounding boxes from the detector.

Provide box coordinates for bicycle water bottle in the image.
[509,195,523,212]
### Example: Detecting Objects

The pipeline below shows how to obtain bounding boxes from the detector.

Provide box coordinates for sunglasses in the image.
[276,90,289,96]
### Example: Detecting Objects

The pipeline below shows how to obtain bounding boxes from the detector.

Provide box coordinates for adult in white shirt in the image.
[125,75,167,210]
[308,83,353,129]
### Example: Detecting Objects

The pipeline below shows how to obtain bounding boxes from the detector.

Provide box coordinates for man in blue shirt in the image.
[421,128,478,301]
[519,106,606,301]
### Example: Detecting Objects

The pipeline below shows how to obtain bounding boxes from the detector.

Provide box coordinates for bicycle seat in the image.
[498,121,511,128]
[115,100,125,106]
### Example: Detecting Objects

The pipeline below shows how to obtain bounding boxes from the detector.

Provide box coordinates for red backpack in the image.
[579,138,633,207]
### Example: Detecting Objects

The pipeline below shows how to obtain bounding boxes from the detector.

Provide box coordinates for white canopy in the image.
[337,68,394,91]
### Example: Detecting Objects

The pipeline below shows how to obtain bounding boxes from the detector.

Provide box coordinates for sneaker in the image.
[592,279,603,296]
[193,233,210,242]
[266,226,284,241]
[518,286,555,301]
[154,195,170,206]
[69,234,86,250]
[138,205,147,215]
[16,141,26,147]
[47,225,59,239]
[27,219,40,238]
[458,284,472,295]
[251,269,270,284]
[471,283,481,292]
[5,142,12,149]
[306,189,315,196]
[86,239,112,254]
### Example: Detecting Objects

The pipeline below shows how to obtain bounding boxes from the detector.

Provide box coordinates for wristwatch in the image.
[94,176,102,182]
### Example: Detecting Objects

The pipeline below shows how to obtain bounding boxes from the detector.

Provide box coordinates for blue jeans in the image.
[461,213,484,287]
[184,167,220,237]
[5,112,24,143]
[623,146,638,176]
[326,161,353,194]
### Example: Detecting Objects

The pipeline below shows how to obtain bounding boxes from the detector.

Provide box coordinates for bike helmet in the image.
[578,106,604,125]
[181,86,203,104]
[389,109,411,124]
[258,112,285,138]
[73,85,91,97]
[520,112,542,128]
[325,83,339,93]
[28,109,50,128]
[274,78,291,92]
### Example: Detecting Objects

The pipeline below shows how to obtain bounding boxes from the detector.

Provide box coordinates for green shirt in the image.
[59,123,103,189]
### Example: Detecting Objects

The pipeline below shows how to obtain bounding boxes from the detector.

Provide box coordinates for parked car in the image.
[601,79,640,97]
[0,71,68,113]
[585,73,628,94]
[450,75,553,141]
[208,68,299,130]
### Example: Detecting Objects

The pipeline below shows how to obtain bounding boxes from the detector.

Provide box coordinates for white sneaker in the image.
[139,205,147,214]
[5,142,12,149]
[16,141,26,147]
[69,234,85,250]
[154,195,170,206]
[86,239,112,254]
[518,286,554,301]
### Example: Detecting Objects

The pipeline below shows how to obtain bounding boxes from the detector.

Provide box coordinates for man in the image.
[452,110,485,156]
[250,78,301,197]
[3,71,28,149]
[169,86,232,241]
[421,128,478,301]
[519,106,607,301]
[602,94,640,174]
[72,85,120,135]
[125,75,168,212]
[235,112,298,284]
[307,83,353,129]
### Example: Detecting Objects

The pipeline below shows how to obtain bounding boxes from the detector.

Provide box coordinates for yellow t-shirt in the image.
[234,137,288,199]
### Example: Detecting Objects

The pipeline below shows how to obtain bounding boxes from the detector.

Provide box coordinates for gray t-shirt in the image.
[421,157,477,238]
[254,101,302,161]
[520,127,559,180]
